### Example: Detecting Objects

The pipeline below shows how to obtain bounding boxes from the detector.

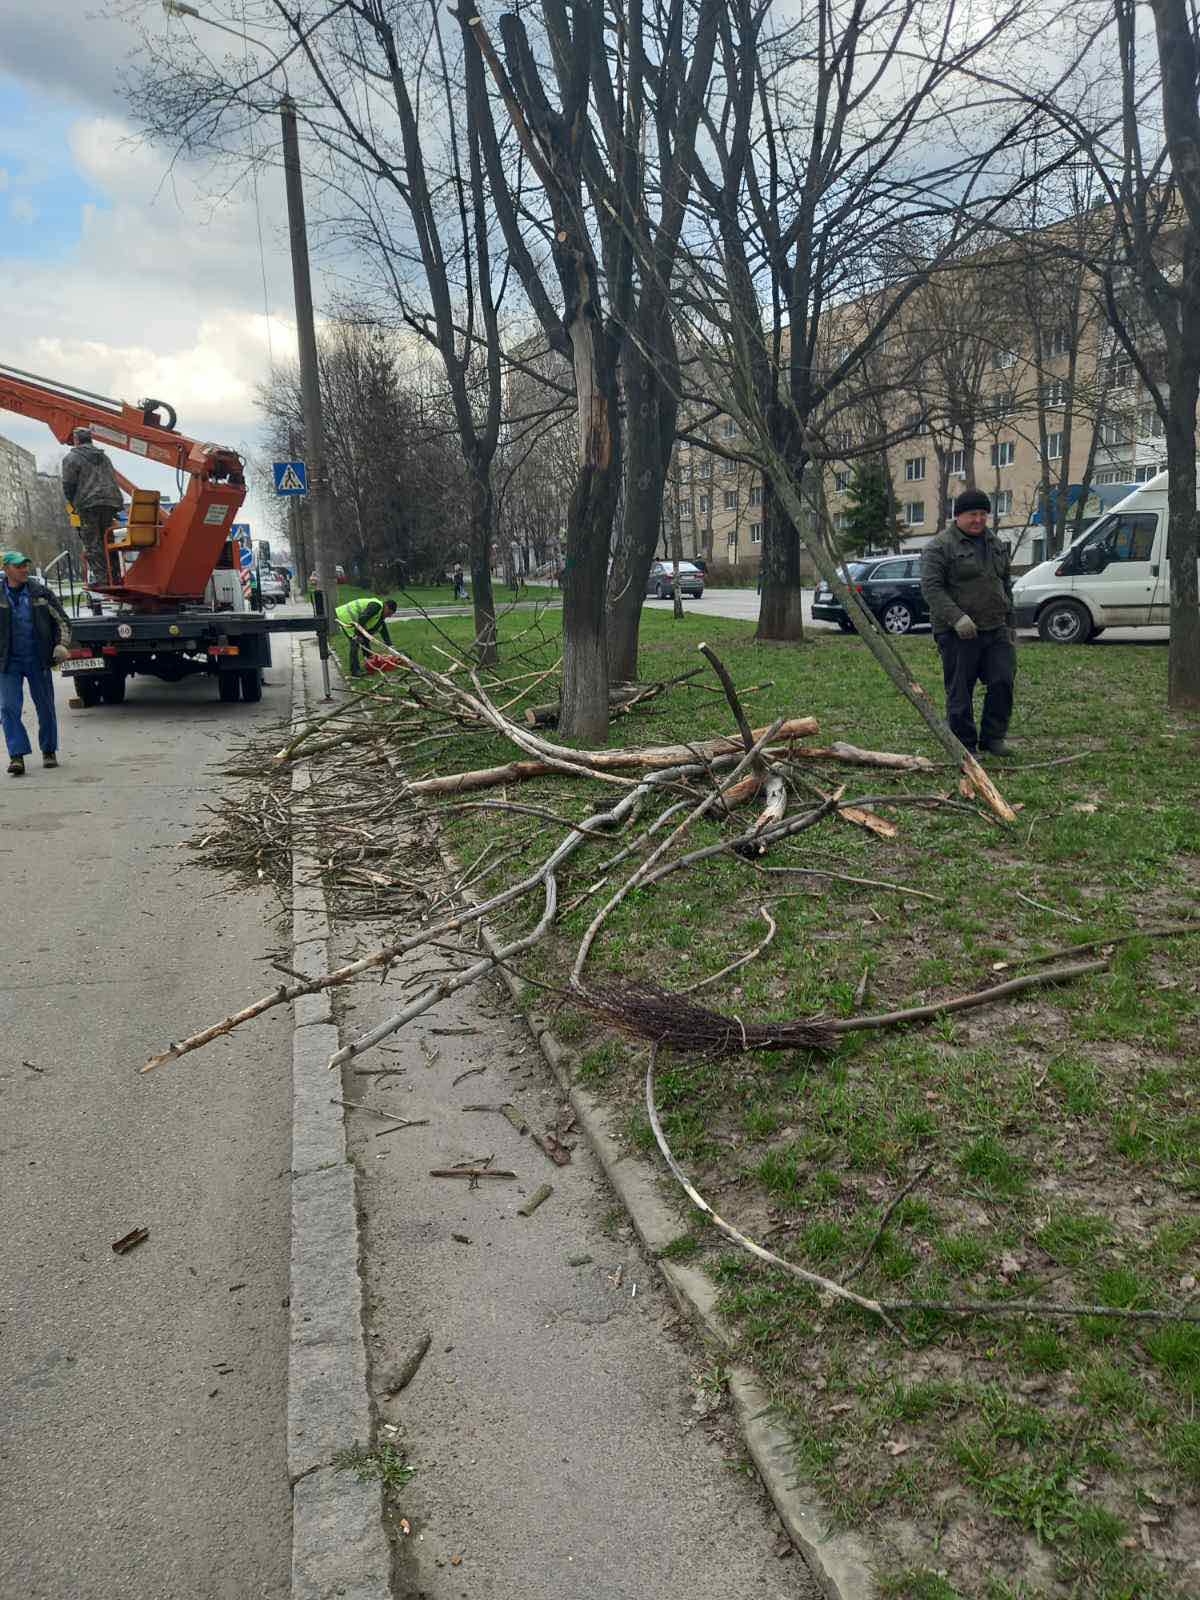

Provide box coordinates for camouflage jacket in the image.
[919,526,1014,633]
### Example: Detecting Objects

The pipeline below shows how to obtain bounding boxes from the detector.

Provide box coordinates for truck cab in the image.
[1012,474,1186,642]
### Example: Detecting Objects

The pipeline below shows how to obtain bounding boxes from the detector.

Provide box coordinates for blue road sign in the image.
[273,460,308,496]
[232,523,252,545]
[239,544,254,569]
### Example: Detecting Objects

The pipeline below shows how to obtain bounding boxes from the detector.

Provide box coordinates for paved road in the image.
[0,652,295,1599]
[646,585,1170,645]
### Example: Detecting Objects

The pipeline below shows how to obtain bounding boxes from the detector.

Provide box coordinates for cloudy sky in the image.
[0,0,316,550]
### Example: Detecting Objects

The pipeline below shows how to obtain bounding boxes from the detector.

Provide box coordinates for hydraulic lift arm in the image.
[0,362,247,603]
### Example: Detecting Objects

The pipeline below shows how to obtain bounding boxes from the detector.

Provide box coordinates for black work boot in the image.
[43,752,58,769]
[7,756,25,777]
[981,738,1015,758]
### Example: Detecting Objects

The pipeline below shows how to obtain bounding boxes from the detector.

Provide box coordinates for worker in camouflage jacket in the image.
[335,594,398,677]
[919,488,1017,758]
[61,428,123,599]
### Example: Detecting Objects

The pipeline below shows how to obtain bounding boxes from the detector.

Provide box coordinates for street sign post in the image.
[273,461,309,496]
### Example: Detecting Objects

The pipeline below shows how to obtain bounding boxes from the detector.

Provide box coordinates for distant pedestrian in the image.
[920,489,1017,758]
[1,551,71,776]
[335,595,398,677]
[61,428,123,604]
[452,563,467,601]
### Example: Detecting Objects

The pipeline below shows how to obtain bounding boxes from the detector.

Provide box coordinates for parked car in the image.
[258,569,287,606]
[646,559,705,599]
[812,554,929,634]
[1014,472,1189,642]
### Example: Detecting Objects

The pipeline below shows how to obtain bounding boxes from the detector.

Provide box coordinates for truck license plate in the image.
[64,658,107,673]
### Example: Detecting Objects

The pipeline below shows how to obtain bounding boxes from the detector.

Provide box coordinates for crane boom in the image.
[0,362,247,604]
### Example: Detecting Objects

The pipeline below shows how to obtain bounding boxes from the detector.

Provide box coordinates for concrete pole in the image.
[280,95,334,698]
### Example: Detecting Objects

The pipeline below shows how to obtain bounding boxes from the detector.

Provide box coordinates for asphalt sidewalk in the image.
[326,819,820,1598]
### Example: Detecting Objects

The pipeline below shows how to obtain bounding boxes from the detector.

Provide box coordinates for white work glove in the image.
[52,644,70,664]
[953,614,978,641]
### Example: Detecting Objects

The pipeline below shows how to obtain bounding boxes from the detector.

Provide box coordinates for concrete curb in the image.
[287,638,392,1600]
[481,942,878,1600]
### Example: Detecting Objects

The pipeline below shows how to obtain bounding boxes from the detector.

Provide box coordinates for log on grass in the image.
[788,742,935,772]
[523,682,661,727]
[404,718,820,798]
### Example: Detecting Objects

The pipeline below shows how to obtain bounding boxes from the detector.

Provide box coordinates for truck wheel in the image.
[239,668,263,703]
[75,675,103,707]
[99,674,126,705]
[1037,599,1092,645]
[218,673,240,703]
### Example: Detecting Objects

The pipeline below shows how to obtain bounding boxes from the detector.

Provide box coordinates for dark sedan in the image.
[646,559,705,599]
[812,554,929,634]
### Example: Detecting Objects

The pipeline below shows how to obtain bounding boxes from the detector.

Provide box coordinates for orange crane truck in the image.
[1,363,325,705]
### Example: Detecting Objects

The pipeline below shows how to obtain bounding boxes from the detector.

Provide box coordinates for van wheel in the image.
[99,673,126,705]
[1038,599,1092,644]
[881,602,913,635]
[75,675,103,707]
[239,668,263,703]
[218,672,241,703]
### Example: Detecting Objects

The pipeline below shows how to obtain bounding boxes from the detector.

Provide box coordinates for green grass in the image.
[333,1440,416,1497]
[342,605,1200,1600]
[322,579,559,612]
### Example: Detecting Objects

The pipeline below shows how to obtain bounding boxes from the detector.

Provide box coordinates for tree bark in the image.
[607,325,680,680]
[1164,367,1200,708]
[467,467,499,665]
[756,422,807,642]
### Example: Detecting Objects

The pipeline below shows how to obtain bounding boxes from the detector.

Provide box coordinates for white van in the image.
[1013,472,1189,642]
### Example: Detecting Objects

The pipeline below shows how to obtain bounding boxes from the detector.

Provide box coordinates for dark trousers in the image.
[935,628,1015,751]
[79,508,118,586]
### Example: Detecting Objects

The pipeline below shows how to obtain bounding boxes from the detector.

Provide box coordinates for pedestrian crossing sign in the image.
[273,460,309,496]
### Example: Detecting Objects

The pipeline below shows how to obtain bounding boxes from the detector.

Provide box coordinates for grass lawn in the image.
[318,579,560,612]
[340,609,1200,1599]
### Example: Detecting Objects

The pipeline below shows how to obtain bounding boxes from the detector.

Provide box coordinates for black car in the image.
[811,554,929,635]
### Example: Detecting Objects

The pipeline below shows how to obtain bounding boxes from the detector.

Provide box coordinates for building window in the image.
[697,457,712,479]
[749,482,763,507]
[679,499,692,520]
[944,497,955,520]
[750,521,762,543]
[1139,408,1165,439]
[698,494,710,514]
[1105,355,1135,391]
[1099,419,1131,448]
[721,458,736,476]
[987,390,1015,417]
[829,430,853,451]
[948,448,966,477]
[723,490,738,511]
[990,441,1016,468]
[904,456,926,481]
[991,348,1017,369]
[1133,463,1160,483]
[727,531,738,552]
[903,500,926,525]
[834,470,851,492]
[1046,431,1063,460]
[995,489,1013,515]
[1042,379,1067,408]
[1096,465,1133,484]
[722,417,737,438]
[833,512,849,532]
[1048,328,1072,357]
[906,411,929,435]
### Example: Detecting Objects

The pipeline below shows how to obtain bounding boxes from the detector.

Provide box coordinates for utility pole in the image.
[280,94,335,698]
[287,423,310,590]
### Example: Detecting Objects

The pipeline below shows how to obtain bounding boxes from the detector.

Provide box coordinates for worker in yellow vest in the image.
[335,594,398,676]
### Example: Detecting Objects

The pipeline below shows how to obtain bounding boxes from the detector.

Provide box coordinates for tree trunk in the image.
[607,331,679,679]
[756,411,806,642]
[1165,365,1200,709]
[560,315,621,744]
[468,468,499,666]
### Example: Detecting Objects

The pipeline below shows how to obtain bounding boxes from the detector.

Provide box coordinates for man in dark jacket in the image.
[1,551,71,776]
[61,428,123,595]
[920,489,1017,757]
